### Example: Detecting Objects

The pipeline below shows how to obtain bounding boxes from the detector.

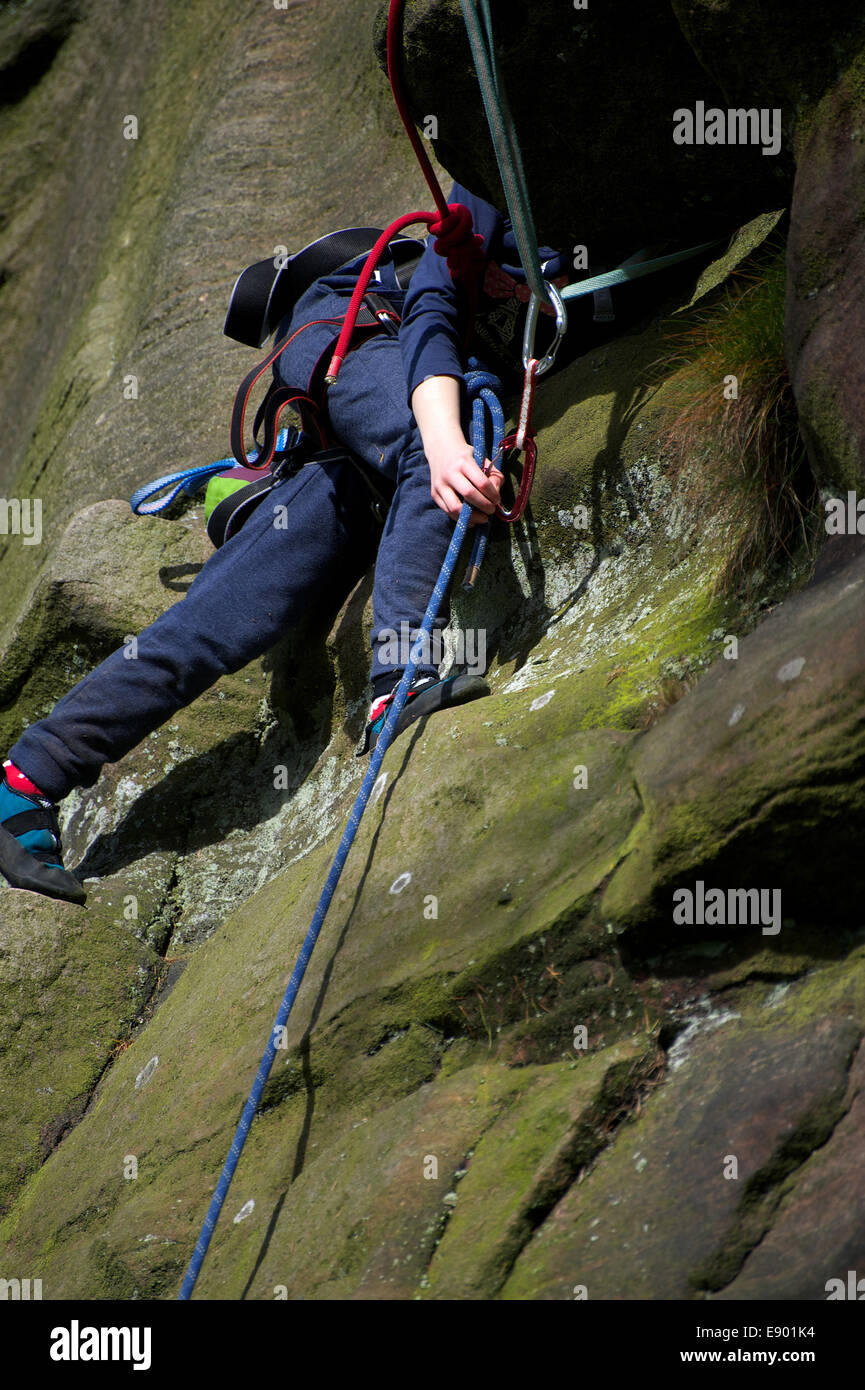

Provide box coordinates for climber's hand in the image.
[428,440,504,526]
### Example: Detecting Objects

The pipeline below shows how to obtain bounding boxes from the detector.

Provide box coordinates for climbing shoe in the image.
[356,671,490,757]
[0,760,86,905]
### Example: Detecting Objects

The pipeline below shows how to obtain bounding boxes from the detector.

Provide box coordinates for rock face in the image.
[670,1,865,494]
[670,0,865,113]
[377,0,865,494]
[785,56,865,494]
[374,0,795,262]
[0,0,863,1303]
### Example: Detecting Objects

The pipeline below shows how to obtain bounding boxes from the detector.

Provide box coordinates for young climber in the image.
[0,180,572,907]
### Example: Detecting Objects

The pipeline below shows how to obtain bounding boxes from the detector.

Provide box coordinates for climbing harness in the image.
[130,423,391,548]
[131,295,402,539]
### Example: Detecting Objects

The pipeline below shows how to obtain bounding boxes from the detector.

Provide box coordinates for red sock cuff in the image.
[3,759,47,798]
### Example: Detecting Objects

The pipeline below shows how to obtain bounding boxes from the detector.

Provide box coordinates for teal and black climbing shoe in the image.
[0,760,86,905]
[356,671,490,757]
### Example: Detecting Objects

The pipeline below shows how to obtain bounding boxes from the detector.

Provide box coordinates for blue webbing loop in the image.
[177,369,503,1300]
[130,461,233,515]
[559,242,721,303]
[129,430,294,515]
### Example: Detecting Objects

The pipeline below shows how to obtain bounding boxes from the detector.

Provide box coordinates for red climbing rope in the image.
[324,0,484,386]
[386,0,449,220]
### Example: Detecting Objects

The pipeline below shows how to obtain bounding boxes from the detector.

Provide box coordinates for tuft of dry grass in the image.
[640,668,699,730]
[650,243,819,595]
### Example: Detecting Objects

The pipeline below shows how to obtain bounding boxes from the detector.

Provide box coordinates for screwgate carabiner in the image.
[522,278,568,378]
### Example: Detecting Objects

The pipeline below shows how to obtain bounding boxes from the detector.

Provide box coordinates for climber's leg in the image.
[319,335,491,753]
[319,333,466,690]
[6,454,380,804]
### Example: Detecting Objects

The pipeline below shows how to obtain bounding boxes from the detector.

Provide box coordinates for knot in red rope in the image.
[430,202,485,283]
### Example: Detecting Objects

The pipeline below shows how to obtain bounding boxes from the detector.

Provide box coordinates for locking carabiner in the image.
[522,278,568,378]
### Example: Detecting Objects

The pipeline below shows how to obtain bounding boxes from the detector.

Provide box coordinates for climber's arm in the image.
[399,184,505,523]
[399,182,500,405]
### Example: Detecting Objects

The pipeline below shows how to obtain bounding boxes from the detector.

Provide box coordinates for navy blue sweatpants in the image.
[8,322,458,804]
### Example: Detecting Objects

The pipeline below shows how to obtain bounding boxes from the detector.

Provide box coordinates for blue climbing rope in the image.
[177,367,503,1299]
[463,361,506,583]
[176,7,721,1300]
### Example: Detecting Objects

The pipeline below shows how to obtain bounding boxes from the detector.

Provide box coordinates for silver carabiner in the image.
[522,278,568,378]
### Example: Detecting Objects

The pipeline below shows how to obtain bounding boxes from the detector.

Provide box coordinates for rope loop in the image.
[430,202,486,281]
